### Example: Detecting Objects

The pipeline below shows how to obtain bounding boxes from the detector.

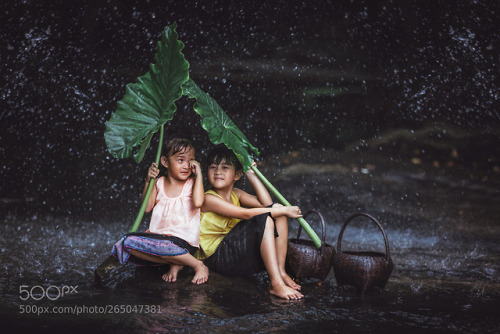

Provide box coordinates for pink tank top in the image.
[148,177,200,247]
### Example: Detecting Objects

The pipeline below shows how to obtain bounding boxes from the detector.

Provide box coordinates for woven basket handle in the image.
[296,209,327,250]
[336,213,391,261]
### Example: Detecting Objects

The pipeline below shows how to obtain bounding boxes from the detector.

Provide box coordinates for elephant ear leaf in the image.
[104,22,189,163]
[182,79,259,171]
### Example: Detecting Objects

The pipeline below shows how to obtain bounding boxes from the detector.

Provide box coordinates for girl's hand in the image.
[272,203,302,218]
[283,205,302,219]
[146,162,160,182]
[190,159,202,176]
[245,160,257,177]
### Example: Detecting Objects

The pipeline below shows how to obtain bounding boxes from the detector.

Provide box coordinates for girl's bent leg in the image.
[166,253,209,285]
[273,206,301,291]
[261,217,304,300]
[128,249,170,264]
[128,250,208,284]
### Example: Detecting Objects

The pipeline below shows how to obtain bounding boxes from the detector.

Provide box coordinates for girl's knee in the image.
[271,203,288,224]
[274,214,288,226]
[265,216,275,228]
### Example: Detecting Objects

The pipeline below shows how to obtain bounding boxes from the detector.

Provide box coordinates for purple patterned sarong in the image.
[111,232,195,266]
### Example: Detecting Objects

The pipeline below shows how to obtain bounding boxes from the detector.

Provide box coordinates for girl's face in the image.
[161,146,195,181]
[208,158,242,190]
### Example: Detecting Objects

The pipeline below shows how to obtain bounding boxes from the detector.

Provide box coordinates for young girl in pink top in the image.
[112,138,209,284]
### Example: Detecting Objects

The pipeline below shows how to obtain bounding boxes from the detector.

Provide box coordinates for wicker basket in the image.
[332,213,393,295]
[286,209,336,283]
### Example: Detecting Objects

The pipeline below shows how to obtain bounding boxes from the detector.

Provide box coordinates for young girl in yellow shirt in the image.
[197,146,304,299]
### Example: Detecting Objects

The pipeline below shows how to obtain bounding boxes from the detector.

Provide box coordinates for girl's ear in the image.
[160,156,169,168]
[234,170,243,181]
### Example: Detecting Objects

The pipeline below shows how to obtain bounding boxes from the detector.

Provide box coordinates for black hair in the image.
[206,145,243,172]
[164,138,195,157]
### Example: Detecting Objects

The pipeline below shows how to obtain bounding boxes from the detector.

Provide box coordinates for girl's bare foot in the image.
[281,272,301,291]
[191,263,209,284]
[270,283,304,300]
[162,265,182,282]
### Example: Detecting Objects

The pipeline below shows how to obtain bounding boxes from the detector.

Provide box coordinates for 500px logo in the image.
[19,285,78,301]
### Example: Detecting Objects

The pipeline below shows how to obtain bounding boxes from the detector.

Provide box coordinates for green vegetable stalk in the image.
[129,125,164,233]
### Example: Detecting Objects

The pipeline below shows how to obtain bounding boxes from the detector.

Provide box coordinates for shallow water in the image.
[1,145,499,333]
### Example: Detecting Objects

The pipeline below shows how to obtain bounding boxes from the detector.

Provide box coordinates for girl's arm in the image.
[143,162,159,212]
[236,162,273,208]
[190,159,205,208]
[202,193,302,220]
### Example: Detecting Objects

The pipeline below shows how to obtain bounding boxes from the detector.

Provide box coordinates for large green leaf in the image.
[182,78,321,247]
[104,22,189,163]
[182,79,259,171]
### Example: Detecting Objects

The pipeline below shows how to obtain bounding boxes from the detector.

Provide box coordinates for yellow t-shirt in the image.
[195,190,241,260]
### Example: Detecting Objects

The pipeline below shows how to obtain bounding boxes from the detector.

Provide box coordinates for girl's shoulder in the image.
[232,188,247,199]
[204,189,234,198]
[184,177,194,187]
[205,189,240,206]
[205,189,219,196]
[155,176,166,189]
